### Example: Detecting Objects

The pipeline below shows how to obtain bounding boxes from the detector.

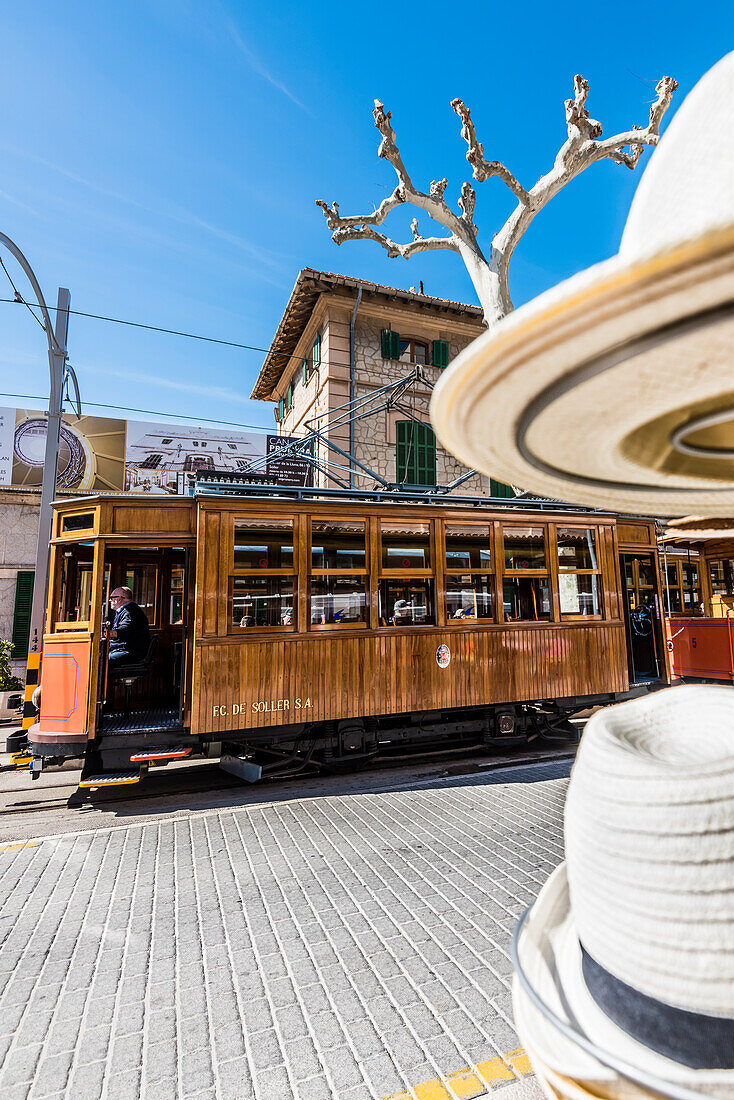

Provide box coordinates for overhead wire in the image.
[0,296,321,366]
[0,263,47,334]
[0,392,273,432]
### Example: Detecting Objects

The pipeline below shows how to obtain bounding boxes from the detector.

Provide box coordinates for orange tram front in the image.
[663,534,734,683]
[25,489,671,793]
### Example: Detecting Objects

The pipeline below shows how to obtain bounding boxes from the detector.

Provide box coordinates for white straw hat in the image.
[512,686,734,1099]
[431,53,734,517]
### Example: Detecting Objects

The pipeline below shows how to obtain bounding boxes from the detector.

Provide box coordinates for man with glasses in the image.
[108,587,150,667]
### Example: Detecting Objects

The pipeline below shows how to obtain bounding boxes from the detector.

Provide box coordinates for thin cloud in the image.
[91,364,257,406]
[0,144,286,271]
[223,17,308,112]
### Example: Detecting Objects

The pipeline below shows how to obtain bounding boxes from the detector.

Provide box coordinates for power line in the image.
[0,295,317,365]
[0,392,274,432]
[0,264,46,334]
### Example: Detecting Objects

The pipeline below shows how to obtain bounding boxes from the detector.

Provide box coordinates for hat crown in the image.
[621,51,734,263]
[565,685,734,1017]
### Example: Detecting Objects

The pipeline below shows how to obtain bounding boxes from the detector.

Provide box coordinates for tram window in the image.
[557,528,597,570]
[61,512,94,534]
[234,518,294,569]
[379,579,435,625]
[637,560,656,589]
[504,527,546,570]
[381,522,431,570]
[665,564,683,614]
[445,523,492,570]
[311,520,366,569]
[503,577,551,622]
[310,577,367,626]
[559,574,603,616]
[709,559,734,596]
[232,577,295,629]
[681,562,701,613]
[125,564,158,626]
[170,566,184,625]
[446,575,494,619]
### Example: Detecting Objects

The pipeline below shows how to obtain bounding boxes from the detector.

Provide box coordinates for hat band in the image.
[581,945,734,1070]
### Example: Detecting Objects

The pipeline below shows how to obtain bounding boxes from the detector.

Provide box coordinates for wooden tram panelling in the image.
[28,492,669,782]
[193,624,629,735]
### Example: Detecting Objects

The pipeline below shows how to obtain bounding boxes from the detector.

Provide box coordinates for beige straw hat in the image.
[512,686,734,1100]
[431,52,734,517]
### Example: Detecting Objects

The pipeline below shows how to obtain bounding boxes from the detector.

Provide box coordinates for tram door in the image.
[101,546,192,725]
[621,554,664,683]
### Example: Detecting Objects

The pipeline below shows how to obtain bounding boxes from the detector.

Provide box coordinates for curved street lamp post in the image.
[0,233,74,664]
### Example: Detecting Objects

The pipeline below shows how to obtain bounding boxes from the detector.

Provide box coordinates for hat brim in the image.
[512,864,734,1099]
[431,227,734,517]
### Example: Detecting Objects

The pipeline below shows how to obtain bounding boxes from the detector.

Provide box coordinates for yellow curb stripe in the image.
[379,1048,533,1100]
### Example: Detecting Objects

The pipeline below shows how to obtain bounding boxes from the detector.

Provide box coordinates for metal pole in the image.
[28,288,70,654]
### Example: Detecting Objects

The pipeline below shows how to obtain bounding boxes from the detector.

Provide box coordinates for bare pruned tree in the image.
[317,74,678,327]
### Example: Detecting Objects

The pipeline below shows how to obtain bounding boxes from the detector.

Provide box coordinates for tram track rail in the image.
[0,741,576,818]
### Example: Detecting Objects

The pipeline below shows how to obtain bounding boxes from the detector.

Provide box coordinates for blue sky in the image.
[0,1,730,431]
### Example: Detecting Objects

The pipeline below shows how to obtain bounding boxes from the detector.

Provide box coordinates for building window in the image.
[140,454,162,469]
[557,527,603,618]
[11,571,34,661]
[231,518,296,631]
[161,437,173,444]
[228,444,238,450]
[396,421,436,486]
[312,334,321,369]
[503,526,550,622]
[399,338,428,365]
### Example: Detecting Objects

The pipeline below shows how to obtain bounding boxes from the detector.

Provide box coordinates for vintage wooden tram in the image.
[24,485,670,791]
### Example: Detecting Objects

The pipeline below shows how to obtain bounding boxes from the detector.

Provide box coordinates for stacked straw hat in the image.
[430,52,734,518]
[512,686,734,1099]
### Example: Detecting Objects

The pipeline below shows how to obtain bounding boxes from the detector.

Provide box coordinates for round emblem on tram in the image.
[436,644,451,669]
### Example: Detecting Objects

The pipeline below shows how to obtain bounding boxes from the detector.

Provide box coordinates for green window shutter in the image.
[396,422,436,486]
[302,358,309,385]
[278,397,285,420]
[432,340,449,368]
[312,335,321,368]
[11,571,34,662]
[381,329,400,359]
[287,383,293,410]
[490,478,515,498]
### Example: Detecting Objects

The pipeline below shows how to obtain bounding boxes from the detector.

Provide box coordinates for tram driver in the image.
[108,587,150,667]
[392,599,413,625]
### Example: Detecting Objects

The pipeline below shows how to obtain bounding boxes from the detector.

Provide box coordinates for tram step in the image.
[129,747,192,763]
[79,771,141,789]
[11,753,33,768]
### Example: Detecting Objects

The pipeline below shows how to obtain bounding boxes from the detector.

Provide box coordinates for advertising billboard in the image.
[0,407,315,494]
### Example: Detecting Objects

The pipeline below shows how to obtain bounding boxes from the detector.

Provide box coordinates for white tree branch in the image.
[451,98,529,202]
[316,76,678,326]
[331,224,460,259]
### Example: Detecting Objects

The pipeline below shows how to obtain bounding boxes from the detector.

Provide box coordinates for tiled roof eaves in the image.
[250,269,484,400]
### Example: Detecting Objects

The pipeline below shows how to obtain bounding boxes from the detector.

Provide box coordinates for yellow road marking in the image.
[380,1048,533,1100]
[0,841,39,854]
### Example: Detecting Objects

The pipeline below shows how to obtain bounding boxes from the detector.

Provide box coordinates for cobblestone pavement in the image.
[0,759,571,1099]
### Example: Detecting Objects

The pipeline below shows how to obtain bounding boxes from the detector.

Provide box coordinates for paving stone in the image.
[0,760,572,1100]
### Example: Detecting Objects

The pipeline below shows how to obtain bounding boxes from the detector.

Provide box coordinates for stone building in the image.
[252,269,515,496]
